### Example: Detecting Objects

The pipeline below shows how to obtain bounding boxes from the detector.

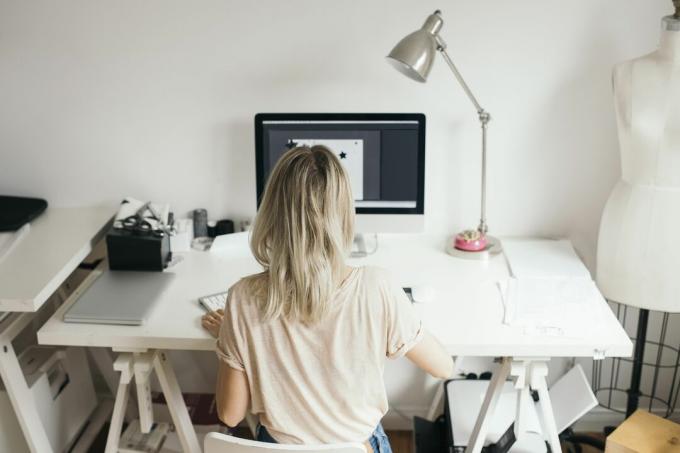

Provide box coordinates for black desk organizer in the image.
[106,227,171,271]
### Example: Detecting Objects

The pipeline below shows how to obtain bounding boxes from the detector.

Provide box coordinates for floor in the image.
[233,428,413,453]
[229,429,603,453]
[88,424,605,452]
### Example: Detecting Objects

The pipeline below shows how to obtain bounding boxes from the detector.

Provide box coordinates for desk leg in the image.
[134,352,156,433]
[89,347,138,421]
[529,362,561,453]
[105,354,134,453]
[465,358,512,453]
[154,351,201,453]
[0,340,54,453]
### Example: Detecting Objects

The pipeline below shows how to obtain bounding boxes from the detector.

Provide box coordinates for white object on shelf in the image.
[550,364,598,433]
[0,346,97,452]
[448,363,596,452]
[448,380,546,452]
[170,218,194,253]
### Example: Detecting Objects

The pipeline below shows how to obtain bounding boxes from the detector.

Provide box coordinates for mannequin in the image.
[597,9,680,313]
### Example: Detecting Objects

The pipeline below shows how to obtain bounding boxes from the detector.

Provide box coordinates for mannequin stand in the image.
[592,303,680,419]
[626,308,649,417]
[560,305,678,451]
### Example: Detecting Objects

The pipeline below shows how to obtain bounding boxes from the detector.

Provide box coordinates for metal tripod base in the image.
[446,235,502,260]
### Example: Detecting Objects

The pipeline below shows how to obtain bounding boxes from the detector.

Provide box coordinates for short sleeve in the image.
[215,289,246,371]
[383,273,424,359]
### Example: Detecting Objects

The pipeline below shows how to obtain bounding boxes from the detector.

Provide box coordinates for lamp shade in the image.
[386,11,443,83]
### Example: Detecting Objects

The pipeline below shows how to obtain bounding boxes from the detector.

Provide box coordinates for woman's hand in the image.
[201,309,224,338]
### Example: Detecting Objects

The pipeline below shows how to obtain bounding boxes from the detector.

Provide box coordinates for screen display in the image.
[256,116,424,213]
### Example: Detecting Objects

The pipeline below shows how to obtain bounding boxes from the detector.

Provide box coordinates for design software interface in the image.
[255,114,425,212]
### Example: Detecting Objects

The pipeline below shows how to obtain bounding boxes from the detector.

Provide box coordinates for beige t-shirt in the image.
[216,266,423,444]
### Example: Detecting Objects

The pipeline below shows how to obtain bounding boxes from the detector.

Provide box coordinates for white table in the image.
[0,206,114,453]
[38,233,632,453]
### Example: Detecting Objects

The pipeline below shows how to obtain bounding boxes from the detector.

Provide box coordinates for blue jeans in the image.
[256,423,393,453]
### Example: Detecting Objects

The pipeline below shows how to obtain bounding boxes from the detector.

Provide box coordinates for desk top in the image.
[38,234,632,358]
[0,207,114,312]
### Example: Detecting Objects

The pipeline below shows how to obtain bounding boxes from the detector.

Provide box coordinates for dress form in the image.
[597,14,680,312]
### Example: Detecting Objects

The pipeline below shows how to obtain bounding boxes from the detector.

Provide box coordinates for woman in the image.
[202,145,452,453]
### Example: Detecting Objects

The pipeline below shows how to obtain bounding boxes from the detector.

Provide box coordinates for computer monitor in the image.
[254,113,426,234]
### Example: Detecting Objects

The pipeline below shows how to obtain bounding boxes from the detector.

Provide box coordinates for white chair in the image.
[204,432,366,453]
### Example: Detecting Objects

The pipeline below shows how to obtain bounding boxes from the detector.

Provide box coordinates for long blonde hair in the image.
[249,145,355,324]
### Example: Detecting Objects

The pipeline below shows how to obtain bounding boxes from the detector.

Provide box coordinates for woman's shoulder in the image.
[228,273,268,306]
[356,265,396,289]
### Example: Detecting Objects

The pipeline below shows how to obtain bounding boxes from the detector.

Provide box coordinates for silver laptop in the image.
[64,271,175,325]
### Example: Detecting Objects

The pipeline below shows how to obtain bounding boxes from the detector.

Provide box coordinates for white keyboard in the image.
[198,291,227,313]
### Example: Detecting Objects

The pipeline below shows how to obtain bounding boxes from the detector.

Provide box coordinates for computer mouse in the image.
[411,285,435,303]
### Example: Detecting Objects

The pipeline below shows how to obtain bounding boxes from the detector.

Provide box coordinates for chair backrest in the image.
[204,432,366,453]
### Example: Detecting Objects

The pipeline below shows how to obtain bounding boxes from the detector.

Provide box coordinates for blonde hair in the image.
[249,145,355,324]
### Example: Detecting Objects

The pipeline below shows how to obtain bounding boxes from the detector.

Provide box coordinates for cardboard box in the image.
[606,410,680,453]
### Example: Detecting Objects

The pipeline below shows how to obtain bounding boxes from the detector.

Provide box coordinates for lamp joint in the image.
[435,35,447,52]
[478,110,491,125]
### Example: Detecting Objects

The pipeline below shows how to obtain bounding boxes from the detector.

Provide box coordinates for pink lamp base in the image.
[454,229,488,251]
[446,231,502,260]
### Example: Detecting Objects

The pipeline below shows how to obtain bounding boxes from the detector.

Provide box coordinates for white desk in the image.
[38,233,632,453]
[0,207,113,312]
[0,206,114,453]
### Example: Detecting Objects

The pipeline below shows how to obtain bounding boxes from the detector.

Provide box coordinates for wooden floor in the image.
[384,431,606,453]
[234,429,413,453]
[385,431,412,453]
[381,430,606,453]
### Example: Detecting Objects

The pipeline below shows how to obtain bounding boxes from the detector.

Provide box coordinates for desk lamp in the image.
[387,10,501,259]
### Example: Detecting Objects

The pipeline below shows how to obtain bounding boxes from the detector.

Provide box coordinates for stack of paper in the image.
[499,239,603,337]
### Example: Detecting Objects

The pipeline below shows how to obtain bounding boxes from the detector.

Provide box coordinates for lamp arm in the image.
[437,38,492,234]
[436,41,485,115]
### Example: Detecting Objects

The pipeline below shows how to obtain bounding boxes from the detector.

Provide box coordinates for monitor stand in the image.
[351,234,377,258]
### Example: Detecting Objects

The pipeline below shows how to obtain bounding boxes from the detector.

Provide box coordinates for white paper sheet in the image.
[503,239,591,280]
[499,239,603,337]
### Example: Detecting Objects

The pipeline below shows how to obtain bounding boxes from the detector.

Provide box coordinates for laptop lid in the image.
[64,271,175,326]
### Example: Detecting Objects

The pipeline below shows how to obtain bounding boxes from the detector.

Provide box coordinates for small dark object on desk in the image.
[106,228,171,271]
[193,209,208,238]
[0,195,48,231]
[215,219,234,236]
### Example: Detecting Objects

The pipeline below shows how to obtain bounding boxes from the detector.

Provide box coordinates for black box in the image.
[106,228,171,271]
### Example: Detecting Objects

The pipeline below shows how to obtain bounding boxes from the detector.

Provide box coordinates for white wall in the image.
[1,0,675,427]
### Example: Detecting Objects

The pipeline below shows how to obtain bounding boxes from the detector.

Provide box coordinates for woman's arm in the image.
[215,362,250,427]
[405,332,454,380]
